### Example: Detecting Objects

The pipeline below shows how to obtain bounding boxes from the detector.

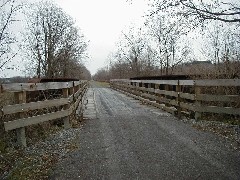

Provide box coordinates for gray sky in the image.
[1,0,239,78]
[1,0,148,77]
[55,0,148,75]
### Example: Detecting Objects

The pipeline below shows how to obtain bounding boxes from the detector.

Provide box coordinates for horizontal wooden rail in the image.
[179,92,195,101]
[197,94,240,102]
[110,79,240,120]
[2,98,69,115]
[195,79,240,86]
[0,80,86,92]
[4,110,70,131]
[155,90,178,97]
[1,80,89,147]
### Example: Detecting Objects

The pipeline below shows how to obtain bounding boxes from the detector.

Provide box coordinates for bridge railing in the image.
[0,80,88,147]
[110,79,240,120]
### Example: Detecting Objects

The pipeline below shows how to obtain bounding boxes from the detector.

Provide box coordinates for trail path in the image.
[51,81,240,180]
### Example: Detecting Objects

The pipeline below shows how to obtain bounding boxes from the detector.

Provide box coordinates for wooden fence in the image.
[110,79,240,120]
[0,80,88,147]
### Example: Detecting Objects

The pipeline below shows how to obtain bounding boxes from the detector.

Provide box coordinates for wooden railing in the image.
[0,80,88,147]
[110,79,240,120]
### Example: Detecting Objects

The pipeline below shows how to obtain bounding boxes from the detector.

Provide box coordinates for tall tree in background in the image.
[145,11,192,75]
[0,0,21,71]
[118,27,146,77]
[146,0,240,77]
[95,0,240,81]
[112,26,158,78]
[23,1,88,79]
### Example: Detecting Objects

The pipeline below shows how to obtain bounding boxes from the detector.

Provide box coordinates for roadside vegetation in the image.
[0,0,90,178]
[93,0,240,125]
[0,0,239,178]
[93,0,240,80]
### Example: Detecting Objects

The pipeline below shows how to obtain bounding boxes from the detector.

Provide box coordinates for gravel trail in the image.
[50,82,240,180]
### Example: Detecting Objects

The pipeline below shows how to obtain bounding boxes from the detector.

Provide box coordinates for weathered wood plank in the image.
[179,80,194,86]
[176,83,181,118]
[129,80,142,83]
[117,86,177,115]
[179,92,195,100]
[4,110,69,131]
[195,79,240,86]
[2,98,69,115]
[155,89,178,97]
[112,79,240,117]
[141,93,156,100]
[151,102,177,114]
[74,81,81,86]
[1,82,74,92]
[63,88,71,129]
[121,80,179,85]
[69,82,88,113]
[197,94,240,102]
[67,82,87,102]
[140,93,178,107]
[15,91,27,147]
[197,106,240,115]
[112,79,240,87]
[71,91,84,113]
[141,80,178,85]
[146,88,155,93]
[180,102,196,111]
[194,86,202,120]
[110,79,129,82]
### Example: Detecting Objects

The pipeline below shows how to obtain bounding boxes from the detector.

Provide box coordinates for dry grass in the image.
[91,81,110,88]
[0,87,86,179]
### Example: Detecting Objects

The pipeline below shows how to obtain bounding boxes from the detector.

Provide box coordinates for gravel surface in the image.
[181,118,240,150]
[1,127,83,179]
[50,82,240,180]
[25,128,82,159]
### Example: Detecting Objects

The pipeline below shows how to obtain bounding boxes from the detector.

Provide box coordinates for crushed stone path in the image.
[82,87,97,119]
[50,82,240,180]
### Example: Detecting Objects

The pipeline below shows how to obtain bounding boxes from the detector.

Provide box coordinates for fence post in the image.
[76,81,84,119]
[176,80,182,119]
[164,84,170,107]
[135,82,139,96]
[14,91,27,147]
[154,83,160,103]
[63,86,71,129]
[69,81,75,109]
[81,82,86,117]
[148,83,151,89]
[194,84,201,121]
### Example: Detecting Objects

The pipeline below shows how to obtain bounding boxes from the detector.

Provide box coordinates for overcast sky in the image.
[55,0,148,75]
[0,0,148,77]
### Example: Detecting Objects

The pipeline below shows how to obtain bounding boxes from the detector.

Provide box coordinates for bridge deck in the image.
[51,81,240,180]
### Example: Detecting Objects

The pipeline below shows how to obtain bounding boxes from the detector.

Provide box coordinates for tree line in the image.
[0,0,91,80]
[93,0,240,81]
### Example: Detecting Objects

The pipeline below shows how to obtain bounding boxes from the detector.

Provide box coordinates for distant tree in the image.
[0,0,22,71]
[23,1,88,78]
[119,28,144,76]
[80,65,91,80]
[93,67,110,81]
[146,12,190,75]
[114,26,153,77]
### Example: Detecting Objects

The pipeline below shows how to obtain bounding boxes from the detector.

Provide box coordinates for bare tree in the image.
[146,12,190,75]
[93,67,110,81]
[114,26,149,77]
[150,0,240,23]
[0,0,21,71]
[23,1,88,78]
